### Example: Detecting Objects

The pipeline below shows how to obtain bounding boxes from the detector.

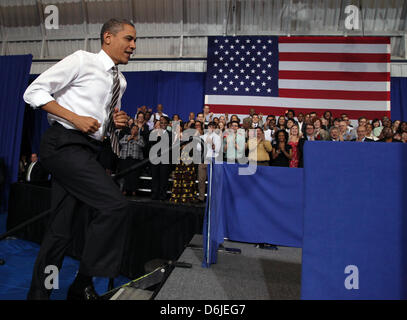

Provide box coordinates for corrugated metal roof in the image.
[0,0,406,59]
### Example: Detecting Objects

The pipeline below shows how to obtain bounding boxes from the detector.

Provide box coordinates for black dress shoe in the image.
[67,284,100,300]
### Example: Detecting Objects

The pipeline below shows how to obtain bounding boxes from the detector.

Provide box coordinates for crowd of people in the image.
[19,104,406,204]
[96,104,407,204]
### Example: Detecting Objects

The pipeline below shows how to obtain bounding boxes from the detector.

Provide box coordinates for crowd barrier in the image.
[202,141,407,299]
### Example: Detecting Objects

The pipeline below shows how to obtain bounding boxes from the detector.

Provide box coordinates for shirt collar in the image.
[98,49,116,72]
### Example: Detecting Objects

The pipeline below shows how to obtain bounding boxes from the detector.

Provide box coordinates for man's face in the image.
[157,104,163,113]
[339,121,347,133]
[252,115,259,123]
[204,106,210,114]
[231,122,239,132]
[160,118,168,130]
[31,154,38,162]
[250,108,255,116]
[197,114,204,122]
[330,129,339,139]
[357,126,366,139]
[297,114,304,122]
[103,24,136,65]
[358,118,367,127]
[306,125,314,136]
[383,127,393,138]
[189,112,195,120]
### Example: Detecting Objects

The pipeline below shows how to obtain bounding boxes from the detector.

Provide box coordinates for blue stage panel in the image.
[301,141,407,299]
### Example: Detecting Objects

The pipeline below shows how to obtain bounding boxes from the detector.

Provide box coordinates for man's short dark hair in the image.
[100,18,135,45]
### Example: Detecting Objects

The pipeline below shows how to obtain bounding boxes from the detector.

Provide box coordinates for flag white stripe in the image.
[278,79,390,92]
[206,95,390,111]
[279,43,390,54]
[279,61,389,73]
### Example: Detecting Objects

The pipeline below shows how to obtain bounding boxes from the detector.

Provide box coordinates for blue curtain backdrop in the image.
[0,55,33,214]
[391,77,407,121]
[121,71,205,121]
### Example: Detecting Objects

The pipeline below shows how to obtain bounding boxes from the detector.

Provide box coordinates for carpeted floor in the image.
[156,234,302,300]
[0,213,130,300]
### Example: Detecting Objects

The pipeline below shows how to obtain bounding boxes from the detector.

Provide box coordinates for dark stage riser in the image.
[7,182,204,279]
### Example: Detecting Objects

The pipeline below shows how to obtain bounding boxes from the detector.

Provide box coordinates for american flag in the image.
[204,36,391,120]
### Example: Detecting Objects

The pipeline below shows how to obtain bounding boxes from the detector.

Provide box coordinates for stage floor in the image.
[155,235,302,300]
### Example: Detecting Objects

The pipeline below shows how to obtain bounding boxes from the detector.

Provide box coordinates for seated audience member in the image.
[153,103,168,121]
[264,119,276,143]
[288,125,301,168]
[230,114,240,124]
[401,132,407,143]
[251,114,262,128]
[271,130,292,167]
[392,120,401,134]
[342,114,354,131]
[145,111,154,131]
[286,109,295,120]
[365,123,379,141]
[372,118,382,137]
[323,110,334,129]
[217,121,226,133]
[303,123,316,141]
[286,118,296,134]
[197,122,222,201]
[150,117,172,201]
[333,117,342,128]
[393,132,402,141]
[224,121,245,163]
[277,115,286,131]
[242,117,253,131]
[246,127,273,166]
[338,120,353,141]
[378,127,400,143]
[196,112,205,127]
[264,115,276,130]
[25,153,49,183]
[218,115,227,126]
[18,154,28,182]
[349,116,368,140]
[351,126,374,142]
[203,105,213,125]
[296,113,305,133]
[313,118,329,140]
[118,125,145,196]
[329,126,343,141]
[398,121,407,134]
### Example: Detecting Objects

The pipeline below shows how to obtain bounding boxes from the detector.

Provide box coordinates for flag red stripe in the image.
[206,104,390,120]
[278,89,390,101]
[279,70,391,82]
[279,52,390,63]
[279,37,390,44]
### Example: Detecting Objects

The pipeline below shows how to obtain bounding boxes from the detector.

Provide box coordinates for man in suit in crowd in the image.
[351,126,374,142]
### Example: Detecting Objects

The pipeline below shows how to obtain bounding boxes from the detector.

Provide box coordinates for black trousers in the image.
[27,123,129,299]
[117,158,142,193]
[151,163,170,200]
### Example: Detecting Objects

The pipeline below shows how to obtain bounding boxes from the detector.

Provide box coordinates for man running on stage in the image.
[23,18,137,300]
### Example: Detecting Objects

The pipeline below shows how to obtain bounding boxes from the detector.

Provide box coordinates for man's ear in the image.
[104,32,113,45]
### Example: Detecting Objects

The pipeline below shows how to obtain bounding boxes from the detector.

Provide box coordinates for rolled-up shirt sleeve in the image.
[23,51,82,109]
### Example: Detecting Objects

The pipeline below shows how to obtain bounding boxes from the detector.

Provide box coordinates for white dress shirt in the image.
[197,132,222,160]
[23,49,127,141]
